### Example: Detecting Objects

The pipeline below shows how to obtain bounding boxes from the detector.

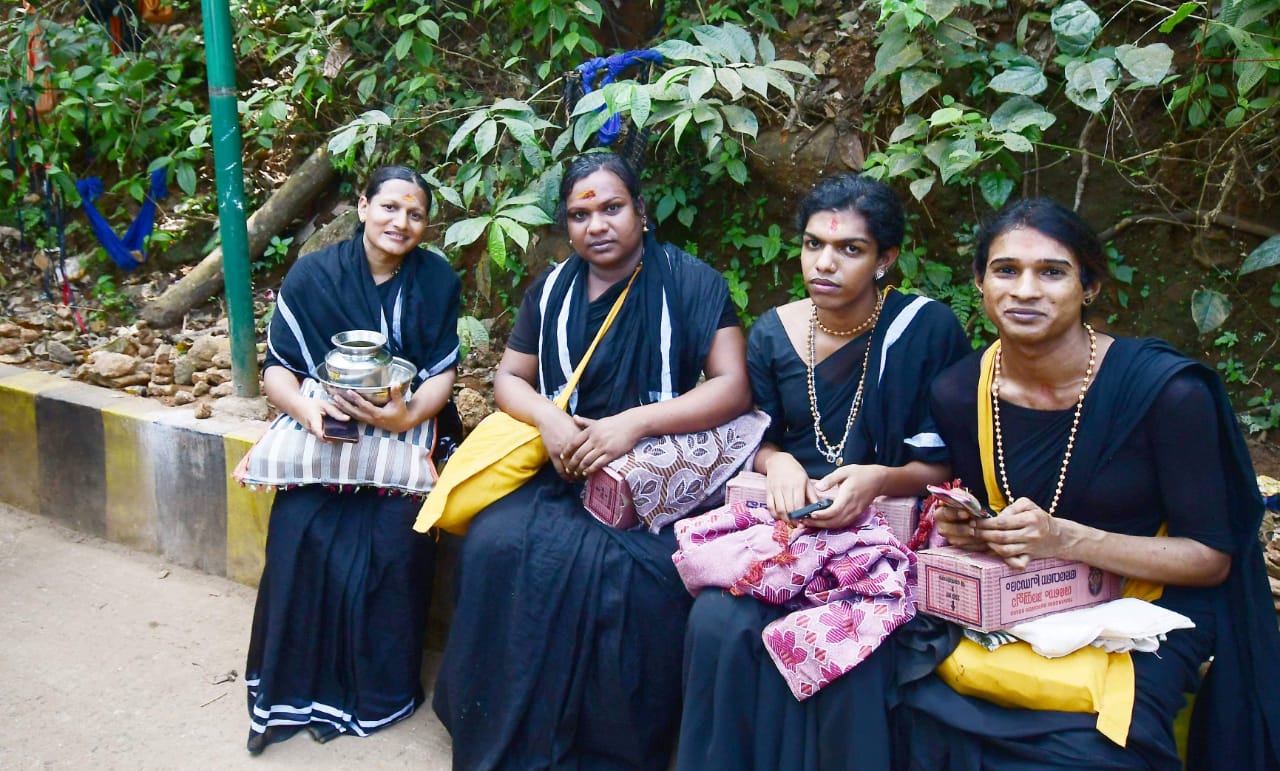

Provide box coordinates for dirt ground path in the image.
[0,503,452,770]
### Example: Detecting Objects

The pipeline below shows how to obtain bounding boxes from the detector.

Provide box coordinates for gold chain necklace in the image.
[992,323,1097,516]
[814,301,878,337]
[806,294,882,466]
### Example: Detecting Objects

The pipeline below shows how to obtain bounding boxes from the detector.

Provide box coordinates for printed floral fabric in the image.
[674,500,917,700]
[610,410,770,532]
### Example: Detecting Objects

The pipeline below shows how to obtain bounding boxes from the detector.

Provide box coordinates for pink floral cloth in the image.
[673,500,917,700]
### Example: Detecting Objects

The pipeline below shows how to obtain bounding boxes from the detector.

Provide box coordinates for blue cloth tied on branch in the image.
[575,49,664,146]
[75,166,168,271]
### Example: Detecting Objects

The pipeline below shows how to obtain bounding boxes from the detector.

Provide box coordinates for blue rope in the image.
[75,166,168,271]
[575,49,664,146]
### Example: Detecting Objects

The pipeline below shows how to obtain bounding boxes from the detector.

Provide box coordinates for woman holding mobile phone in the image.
[676,173,969,770]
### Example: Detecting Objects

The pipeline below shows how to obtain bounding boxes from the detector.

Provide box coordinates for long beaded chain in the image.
[991,323,1097,515]
[806,294,882,466]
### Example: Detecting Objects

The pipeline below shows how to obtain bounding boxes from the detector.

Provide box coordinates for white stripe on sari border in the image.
[422,345,459,380]
[537,260,571,397]
[905,431,945,448]
[273,293,317,375]
[247,696,417,734]
[659,289,673,399]
[391,286,404,349]
[877,295,931,387]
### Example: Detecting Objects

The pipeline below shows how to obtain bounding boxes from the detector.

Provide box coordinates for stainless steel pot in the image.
[324,330,392,387]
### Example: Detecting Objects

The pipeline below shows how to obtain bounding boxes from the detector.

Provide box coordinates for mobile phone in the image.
[322,415,360,443]
[788,498,833,520]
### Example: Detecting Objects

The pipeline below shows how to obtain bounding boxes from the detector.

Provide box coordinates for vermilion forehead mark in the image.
[403,194,416,202]
[828,216,839,233]
[577,189,597,200]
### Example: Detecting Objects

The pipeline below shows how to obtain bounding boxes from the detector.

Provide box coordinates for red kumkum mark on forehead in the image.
[577,189,597,200]
[403,195,416,202]
[828,215,839,233]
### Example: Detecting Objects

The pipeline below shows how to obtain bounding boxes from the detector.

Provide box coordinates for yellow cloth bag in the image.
[934,343,1165,747]
[414,265,640,536]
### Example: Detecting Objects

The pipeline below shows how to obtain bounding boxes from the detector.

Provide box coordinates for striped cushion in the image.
[237,379,437,495]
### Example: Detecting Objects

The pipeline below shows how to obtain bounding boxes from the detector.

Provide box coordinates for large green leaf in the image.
[765,59,814,77]
[1240,235,1280,275]
[890,114,928,144]
[692,23,755,63]
[1190,289,1232,334]
[692,24,745,63]
[1116,43,1173,85]
[328,124,359,155]
[924,136,979,182]
[628,84,652,131]
[978,170,1014,209]
[487,222,508,271]
[494,217,530,251]
[1065,58,1120,112]
[446,110,488,157]
[1159,2,1198,33]
[1051,1,1102,56]
[720,104,758,136]
[497,204,553,227]
[760,67,797,98]
[738,66,771,97]
[444,216,491,250]
[990,96,1056,132]
[872,34,924,86]
[900,69,942,107]
[989,65,1048,96]
[909,174,936,201]
[474,119,498,158]
[653,39,714,65]
[570,89,608,118]
[716,67,744,100]
[997,131,1033,152]
[688,67,716,104]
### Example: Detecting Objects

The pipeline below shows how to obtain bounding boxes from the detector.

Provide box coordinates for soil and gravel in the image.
[0,502,452,769]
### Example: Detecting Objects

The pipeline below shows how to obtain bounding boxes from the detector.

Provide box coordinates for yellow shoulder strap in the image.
[976,343,1007,512]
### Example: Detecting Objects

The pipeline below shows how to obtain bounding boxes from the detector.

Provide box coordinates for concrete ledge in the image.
[0,364,462,649]
[0,363,273,583]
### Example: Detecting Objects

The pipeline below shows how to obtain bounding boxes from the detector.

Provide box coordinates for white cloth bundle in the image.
[1005,597,1195,658]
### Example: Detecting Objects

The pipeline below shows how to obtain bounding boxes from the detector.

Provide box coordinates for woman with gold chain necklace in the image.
[677,173,969,771]
[896,199,1280,768]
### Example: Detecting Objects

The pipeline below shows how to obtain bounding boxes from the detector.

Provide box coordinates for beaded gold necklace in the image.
[805,293,883,466]
[991,323,1097,516]
[815,306,877,337]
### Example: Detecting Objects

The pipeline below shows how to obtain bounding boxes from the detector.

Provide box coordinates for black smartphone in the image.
[788,498,833,520]
[322,415,360,443]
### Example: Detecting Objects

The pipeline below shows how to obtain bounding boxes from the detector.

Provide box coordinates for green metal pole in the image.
[201,0,259,397]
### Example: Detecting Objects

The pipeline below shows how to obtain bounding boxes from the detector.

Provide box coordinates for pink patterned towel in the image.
[673,501,917,700]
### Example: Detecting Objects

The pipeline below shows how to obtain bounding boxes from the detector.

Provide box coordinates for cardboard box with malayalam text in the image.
[917,545,1121,632]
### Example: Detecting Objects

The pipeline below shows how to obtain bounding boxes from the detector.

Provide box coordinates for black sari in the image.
[432,236,735,770]
[896,337,1280,770]
[246,235,460,753]
[676,290,969,771]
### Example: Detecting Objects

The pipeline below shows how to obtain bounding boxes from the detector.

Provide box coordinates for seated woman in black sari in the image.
[431,152,752,770]
[246,166,460,753]
[897,199,1280,769]
[676,173,969,771]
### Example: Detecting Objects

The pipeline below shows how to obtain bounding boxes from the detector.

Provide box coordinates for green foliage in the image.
[328,20,813,292]
[252,235,294,274]
[4,0,1276,420]
[90,274,134,323]
[456,315,490,361]
[1,3,208,237]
